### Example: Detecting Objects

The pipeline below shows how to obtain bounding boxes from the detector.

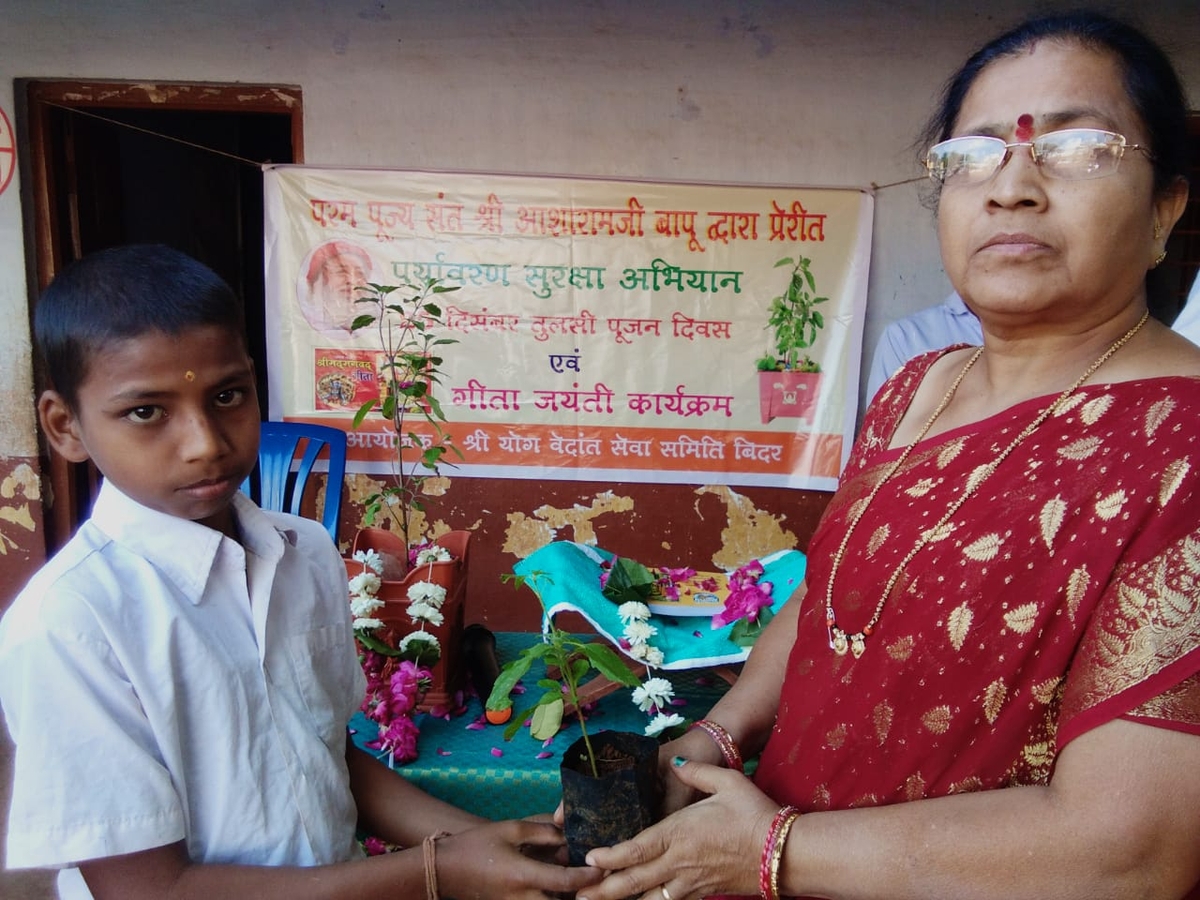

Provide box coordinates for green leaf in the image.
[583,643,642,687]
[569,657,591,685]
[350,314,376,331]
[530,698,564,740]
[502,707,534,741]
[351,399,376,429]
[773,257,794,268]
[601,557,657,604]
[355,632,400,655]
[486,655,535,709]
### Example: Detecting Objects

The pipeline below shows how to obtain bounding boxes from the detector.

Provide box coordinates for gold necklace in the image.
[825,310,1149,659]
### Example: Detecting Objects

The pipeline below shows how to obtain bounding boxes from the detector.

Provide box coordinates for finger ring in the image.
[661,886,673,900]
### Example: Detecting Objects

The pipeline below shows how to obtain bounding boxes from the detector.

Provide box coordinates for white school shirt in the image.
[0,481,366,898]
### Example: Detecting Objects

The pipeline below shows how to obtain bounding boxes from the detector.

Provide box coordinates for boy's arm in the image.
[345,738,485,845]
[78,740,602,900]
[79,840,428,900]
[80,826,601,900]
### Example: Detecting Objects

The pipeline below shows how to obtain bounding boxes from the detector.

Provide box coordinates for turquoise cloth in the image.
[351,632,731,819]
[514,542,808,670]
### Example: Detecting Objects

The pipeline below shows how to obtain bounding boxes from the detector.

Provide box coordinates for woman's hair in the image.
[35,244,246,410]
[920,10,1190,196]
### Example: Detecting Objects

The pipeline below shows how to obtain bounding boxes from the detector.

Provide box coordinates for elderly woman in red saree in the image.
[578,11,1200,900]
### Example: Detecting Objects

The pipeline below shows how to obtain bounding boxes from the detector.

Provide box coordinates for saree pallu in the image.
[748,351,1200,896]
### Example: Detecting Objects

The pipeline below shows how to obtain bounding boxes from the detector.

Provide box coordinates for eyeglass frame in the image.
[924,127,1153,186]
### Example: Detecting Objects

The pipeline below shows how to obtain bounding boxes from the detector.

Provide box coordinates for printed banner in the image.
[263,167,873,491]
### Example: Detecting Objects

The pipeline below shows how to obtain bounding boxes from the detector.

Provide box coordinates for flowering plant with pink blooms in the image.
[348,545,448,765]
[359,649,430,765]
[713,559,775,646]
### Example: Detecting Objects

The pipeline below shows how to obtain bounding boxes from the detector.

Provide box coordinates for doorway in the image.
[20,80,303,553]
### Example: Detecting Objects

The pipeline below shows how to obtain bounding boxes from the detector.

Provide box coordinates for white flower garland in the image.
[349,547,444,663]
[617,600,683,737]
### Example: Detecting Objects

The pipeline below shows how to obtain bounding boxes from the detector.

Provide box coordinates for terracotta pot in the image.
[560,730,661,867]
[345,527,470,711]
[758,369,822,425]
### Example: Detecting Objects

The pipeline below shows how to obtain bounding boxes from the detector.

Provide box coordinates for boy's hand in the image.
[437,819,602,900]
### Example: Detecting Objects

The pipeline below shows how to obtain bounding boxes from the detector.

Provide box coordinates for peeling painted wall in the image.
[0,457,44,606]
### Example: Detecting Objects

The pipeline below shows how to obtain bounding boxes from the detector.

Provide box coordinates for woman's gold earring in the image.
[1153,222,1163,241]
[1153,250,1168,268]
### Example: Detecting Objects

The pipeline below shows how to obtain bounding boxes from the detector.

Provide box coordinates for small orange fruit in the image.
[485,707,513,725]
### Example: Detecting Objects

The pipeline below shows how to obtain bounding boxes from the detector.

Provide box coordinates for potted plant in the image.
[485,569,685,866]
[345,278,470,710]
[756,255,829,425]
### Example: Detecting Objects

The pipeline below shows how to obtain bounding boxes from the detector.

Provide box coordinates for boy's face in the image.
[39,325,260,537]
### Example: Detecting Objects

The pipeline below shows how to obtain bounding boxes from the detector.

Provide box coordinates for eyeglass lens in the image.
[927,128,1129,184]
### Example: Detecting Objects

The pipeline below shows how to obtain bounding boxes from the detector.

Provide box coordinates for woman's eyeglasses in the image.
[924,127,1151,186]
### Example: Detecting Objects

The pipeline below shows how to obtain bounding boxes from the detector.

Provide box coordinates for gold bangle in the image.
[768,809,801,900]
[424,831,450,900]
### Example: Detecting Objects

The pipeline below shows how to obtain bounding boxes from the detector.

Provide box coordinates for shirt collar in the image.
[89,481,298,604]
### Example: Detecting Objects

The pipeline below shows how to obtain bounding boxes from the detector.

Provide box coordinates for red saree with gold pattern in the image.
[752,350,1200,892]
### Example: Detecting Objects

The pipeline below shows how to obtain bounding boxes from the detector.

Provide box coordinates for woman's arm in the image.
[692,580,806,757]
[650,582,805,816]
[580,716,1200,900]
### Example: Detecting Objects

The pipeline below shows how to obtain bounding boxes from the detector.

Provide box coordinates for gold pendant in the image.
[831,628,849,656]
[849,633,866,659]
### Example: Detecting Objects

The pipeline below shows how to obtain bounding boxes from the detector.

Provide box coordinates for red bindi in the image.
[1015,114,1035,141]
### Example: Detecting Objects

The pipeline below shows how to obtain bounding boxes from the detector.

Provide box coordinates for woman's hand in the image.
[654,728,726,817]
[437,818,602,900]
[577,758,779,900]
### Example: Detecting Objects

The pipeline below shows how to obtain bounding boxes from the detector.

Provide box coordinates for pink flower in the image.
[369,716,420,764]
[712,561,773,628]
[662,566,696,582]
[363,837,389,856]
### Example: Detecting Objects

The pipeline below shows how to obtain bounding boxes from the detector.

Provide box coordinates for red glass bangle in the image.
[689,718,744,772]
[759,805,801,900]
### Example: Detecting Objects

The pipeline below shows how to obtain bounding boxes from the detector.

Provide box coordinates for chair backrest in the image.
[242,421,347,544]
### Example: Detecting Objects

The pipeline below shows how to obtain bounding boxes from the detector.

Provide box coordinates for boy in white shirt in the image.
[0,245,599,900]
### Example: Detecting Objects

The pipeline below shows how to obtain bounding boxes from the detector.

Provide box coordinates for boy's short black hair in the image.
[34,244,247,409]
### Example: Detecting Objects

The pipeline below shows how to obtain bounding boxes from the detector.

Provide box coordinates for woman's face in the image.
[937,40,1176,331]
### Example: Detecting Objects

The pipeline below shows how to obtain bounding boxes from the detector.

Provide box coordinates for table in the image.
[350,632,731,820]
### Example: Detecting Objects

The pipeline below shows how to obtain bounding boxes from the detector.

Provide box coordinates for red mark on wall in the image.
[0,106,16,197]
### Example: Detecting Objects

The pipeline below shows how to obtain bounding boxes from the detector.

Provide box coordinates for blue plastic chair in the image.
[242,421,347,543]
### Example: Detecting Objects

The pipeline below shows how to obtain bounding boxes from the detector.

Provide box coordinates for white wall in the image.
[1,0,1197,456]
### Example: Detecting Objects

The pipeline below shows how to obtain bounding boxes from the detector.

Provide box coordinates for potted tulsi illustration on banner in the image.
[756,256,828,425]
